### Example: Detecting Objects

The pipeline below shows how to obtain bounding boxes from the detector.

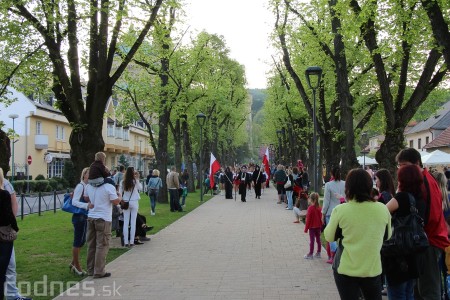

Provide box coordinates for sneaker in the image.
[14,297,33,300]
[304,254,314,260]
[314,252,321,258]
[151,211,155,216]
[293,220,300,223]
[326,258,333,264]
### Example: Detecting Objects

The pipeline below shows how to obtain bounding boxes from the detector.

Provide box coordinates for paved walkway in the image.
[56,187,340,299]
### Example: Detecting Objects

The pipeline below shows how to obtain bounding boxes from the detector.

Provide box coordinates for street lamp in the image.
[197,112,207,202]
[139,140,142,172]
[9,114,19,185]
[361,132,368,169]
[276,130,282,164]
[305,66,322,193]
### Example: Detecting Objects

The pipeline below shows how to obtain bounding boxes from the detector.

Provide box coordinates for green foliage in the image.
[62,160,77,187]
[118,154,129,168]
[34,180,49,192]
[35,174,46,180]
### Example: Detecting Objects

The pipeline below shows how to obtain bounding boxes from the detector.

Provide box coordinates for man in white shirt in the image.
[84,182,121,278]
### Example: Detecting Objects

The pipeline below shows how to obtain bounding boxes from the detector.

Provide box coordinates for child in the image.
[304,192,322,259]
[293,198,302,223]
[88,152,113,187]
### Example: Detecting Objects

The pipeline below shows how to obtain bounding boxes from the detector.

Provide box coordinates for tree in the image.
[0,0,166,177]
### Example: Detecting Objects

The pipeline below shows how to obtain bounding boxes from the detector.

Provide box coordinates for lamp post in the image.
[276,130,282,164]
[197,113,207,202]
[8,114,19,185]
[305,66,323,193]
[139,140,142,173]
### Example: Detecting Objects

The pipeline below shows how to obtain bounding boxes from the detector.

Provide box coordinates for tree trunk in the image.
[0,129,11,175]
[174,119,182,170]
[375,127,405,180]
[182,116,195,192]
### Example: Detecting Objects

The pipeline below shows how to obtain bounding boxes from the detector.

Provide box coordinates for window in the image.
[124,128,130,141]
[47,158,65,178]
[409,140,413,148]
[426,136,429,144]
[115,126,123,139]
[107,124,114,137]
[418,138,422,149]
[36,121,42,134]
[56,125,65,140]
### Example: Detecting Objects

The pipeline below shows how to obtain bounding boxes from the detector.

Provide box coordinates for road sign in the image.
[27,155,32,165]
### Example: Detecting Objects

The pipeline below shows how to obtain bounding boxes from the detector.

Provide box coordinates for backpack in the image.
[381,193,429,257]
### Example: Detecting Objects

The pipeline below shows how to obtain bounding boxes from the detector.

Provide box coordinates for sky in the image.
[184,0,276,89]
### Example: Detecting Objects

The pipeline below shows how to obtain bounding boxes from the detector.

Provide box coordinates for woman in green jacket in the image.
[324,168,392,300]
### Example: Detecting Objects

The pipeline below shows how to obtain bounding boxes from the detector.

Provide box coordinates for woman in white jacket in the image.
[119,167,142,247]
[321,166,345,263]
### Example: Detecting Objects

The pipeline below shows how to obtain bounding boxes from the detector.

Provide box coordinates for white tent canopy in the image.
[421,150,450,165]
[357,156,377,166]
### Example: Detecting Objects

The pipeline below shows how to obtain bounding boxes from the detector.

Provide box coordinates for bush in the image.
[13,180,25,194]
[48,178,59,190]
[34,180,49,192]
[35,174,46,180]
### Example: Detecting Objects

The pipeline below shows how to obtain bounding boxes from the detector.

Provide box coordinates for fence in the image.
[16,179,149,220]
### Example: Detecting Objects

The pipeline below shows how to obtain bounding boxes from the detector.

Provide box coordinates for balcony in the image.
[35,135,48,150]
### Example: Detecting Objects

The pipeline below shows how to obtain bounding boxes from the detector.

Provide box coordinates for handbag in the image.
[284,177,292,189]
[0,225,18,242]
[381,193,429,257]
[120,184,134,210]
[62,184,88,215]
[332,238,344,271]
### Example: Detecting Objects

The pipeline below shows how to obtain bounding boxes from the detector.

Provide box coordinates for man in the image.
[84,178,121,278]
[2,172,32,300]
[238,165,252,202]
[396,148,449,299]
[114,165,125,191]
[167,166,182,212]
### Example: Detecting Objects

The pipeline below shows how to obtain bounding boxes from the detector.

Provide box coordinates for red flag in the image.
[209,153,221,188]
[263,147,270,179]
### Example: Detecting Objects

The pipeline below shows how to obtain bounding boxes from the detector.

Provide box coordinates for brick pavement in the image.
[55,186,340,299]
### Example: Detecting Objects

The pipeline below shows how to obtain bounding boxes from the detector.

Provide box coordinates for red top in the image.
[423,169,449,250]
[304,205,323,233]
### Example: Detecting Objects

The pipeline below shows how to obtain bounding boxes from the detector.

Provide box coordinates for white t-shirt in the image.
[85,184,118,221]
[3,179,15,195]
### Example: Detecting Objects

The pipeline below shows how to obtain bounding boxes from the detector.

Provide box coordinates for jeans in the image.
[333,270,382,300]
[5,247,23,300]
[417,245,443,300]
[0,241,14,300]
[149,190,158,212]
[286,190,293,209]
[169,189,181,211]
[326,215,337,252]
[387,279,415,300]
[86,218,111,276]
[122,200,139,245]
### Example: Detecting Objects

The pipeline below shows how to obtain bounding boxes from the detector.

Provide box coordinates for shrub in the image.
[35,174,46,180]
[13,180,25,194]
[48,178,59,190]
[34,180,49,192]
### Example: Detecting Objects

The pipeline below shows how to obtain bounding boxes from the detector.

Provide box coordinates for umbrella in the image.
[357,156,378,166]
[421,150,450,165]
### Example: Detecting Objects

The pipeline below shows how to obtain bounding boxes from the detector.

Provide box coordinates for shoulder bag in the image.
[120,184,134,210]
[284,176,292,189]
[62,184,88,215]
[0,225,17,242]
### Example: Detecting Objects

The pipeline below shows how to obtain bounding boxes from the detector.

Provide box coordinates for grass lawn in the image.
[13,190,211,300]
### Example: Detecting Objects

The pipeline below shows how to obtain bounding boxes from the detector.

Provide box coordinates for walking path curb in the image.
[55,187,340,299]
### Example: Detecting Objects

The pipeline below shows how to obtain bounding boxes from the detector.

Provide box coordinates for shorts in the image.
[72,213,87,247]
[276,183,285,195]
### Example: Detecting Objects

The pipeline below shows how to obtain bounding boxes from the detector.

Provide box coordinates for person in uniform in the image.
[238,165,252,202]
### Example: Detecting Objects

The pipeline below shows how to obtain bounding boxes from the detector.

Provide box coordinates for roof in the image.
[406,101,450,134]
[423,126,450,149]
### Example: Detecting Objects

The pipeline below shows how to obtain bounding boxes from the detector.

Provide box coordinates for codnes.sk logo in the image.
[7,275,121,297]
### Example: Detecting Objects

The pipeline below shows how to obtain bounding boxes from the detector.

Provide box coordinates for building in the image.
[0,87,154,179]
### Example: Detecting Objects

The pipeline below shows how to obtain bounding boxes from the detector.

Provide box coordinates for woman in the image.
[119,167,142,247]
[224,166,234,199]
[384,165,426,299]
[324,168,391,300]
[70,167,90,276]
[284,168,294,210]
[322,166,345,263]
[147,169,162,216]
[375,169,395,205]
[0,168,18,299]
[273,165,287,204]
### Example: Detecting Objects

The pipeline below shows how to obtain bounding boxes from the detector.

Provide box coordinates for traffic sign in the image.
[27,155,32,165]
